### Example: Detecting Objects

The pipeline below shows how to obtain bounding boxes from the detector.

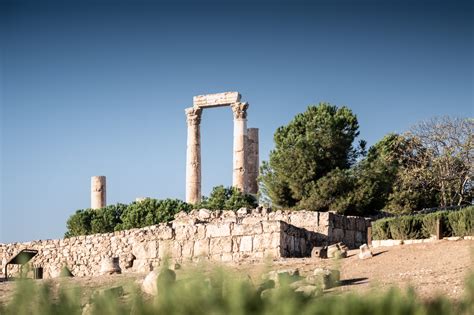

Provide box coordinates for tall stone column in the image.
[91,176,106,209]
[185,107,202,204]
[231,102,249,192]
[246,128,259,195]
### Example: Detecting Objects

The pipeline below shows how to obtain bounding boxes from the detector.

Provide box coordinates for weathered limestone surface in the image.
[91,176,106,209]
[185,107,202,204]
[193,92,241,108]
[246,128,259,195]
[231,102,249,192]
[0,210,370,279]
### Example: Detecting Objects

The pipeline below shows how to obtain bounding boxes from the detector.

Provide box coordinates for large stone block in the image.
[194,239,210,257]
[242,216,264,225]
[206,224,231,238]
[181,241,194,259]
[330,228,345,243]
[132,241,158,259]
[210,237,233,254]
[239,236,253,252]
[193,91,241,108]
[157,225,174,240]
[233,223,263,236]
[289,211,318,229]
[158,240,173,258]
[175,225,197,241]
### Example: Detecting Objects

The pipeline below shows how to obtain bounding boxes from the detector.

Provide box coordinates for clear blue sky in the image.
[1,0,472,243]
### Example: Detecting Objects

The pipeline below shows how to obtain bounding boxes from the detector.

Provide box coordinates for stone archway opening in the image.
[184,92,259,204]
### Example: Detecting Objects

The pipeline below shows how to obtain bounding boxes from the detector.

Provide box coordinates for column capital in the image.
[230,102,249,120]
[185,107,202,126]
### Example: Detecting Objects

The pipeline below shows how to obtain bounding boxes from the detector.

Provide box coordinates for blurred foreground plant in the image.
[1,266,472,315]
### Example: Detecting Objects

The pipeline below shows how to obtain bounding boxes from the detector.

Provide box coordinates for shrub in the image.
[372,206,473,240]
[197,186,257,211]
[388,215,424,240]
[371,218,392,239]
[447,206,473,237]
[1,268,473,315]
[65,199,191,237]
[117,198,192,230]
[421,211,451,238]
[90,203,128,234]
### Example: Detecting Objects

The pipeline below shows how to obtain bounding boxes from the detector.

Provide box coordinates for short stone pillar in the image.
[91,176,106,209]
[231,102,249,192]
[185,107,203,204]
[246,128,259,195]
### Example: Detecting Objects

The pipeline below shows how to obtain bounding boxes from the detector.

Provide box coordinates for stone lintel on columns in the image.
[193,91,241,108]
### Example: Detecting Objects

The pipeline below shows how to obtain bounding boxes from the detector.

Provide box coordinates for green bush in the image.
[447,206,473,237]
[196,185,258,211]
[371,218,392,239]
[90,203,128,234]
[65,199,191,237]
[64,209,95,238]
[117,198,192,230]
[372,206,473,240]
[421,210,451,238]
[388,215,424,240]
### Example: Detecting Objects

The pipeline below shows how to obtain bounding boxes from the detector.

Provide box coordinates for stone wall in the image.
[0,209,370,279]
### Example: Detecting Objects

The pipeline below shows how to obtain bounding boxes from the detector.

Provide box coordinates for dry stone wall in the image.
[0,209,370,279]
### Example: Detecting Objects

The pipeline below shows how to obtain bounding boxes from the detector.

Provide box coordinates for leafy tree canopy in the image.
[196,185,257,210]
[260,103,365,209]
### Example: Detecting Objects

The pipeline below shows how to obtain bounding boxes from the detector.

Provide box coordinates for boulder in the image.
[142,270,159,295]
[198,209,212,220]
[142,269,177,296]
[266,268,300,286]
[295,285,320,297]
[99,257,121,275]
[309,268,340,289]
[358,244,373,260]
[327,243,347,259]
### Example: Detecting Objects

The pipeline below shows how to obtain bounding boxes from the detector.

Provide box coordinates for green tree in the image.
[65,209,95,237]
[90,203,127,234]
[117,198,191,230]
[260,103,365,209]
[197,185,257,210]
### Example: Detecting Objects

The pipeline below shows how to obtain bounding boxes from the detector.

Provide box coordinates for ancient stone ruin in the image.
[0,91,373,280]
[0,209,370,278]
[185,92,259,203]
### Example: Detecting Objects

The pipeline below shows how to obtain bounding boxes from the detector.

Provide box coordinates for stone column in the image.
[91,176,106,209]
[185,107,202,204]
[231,102,249,192]
[246,128,259,195]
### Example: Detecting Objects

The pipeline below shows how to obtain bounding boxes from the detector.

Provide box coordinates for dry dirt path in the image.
[239,239,473,300]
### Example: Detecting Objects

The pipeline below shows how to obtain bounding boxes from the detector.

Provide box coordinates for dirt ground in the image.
[0,239,472,305]
[242,239,473,300]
